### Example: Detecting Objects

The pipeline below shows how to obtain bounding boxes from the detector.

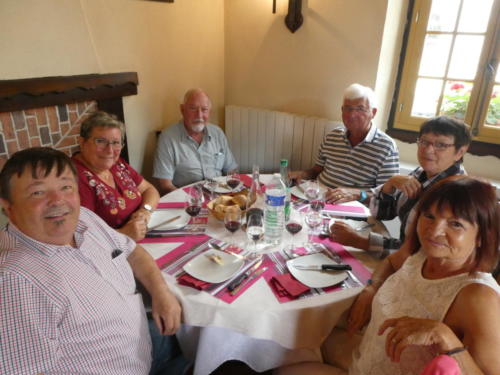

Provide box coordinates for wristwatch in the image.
[143,204,153,213]
[358,190,368,202]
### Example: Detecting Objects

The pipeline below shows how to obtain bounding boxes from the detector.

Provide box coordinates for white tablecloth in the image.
[141,182,381,374]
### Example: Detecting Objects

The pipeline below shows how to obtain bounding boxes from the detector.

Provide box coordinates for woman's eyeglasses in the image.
[92,138,123,150]
[416,138,455,151]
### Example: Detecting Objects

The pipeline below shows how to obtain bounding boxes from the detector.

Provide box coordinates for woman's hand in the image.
[378,316,462,363]
[119,216,148,241]
[330,221,365,248]
[347,285,376,335]
[130,207,152,224]
[325,187,360,204]
[382,176,422,199]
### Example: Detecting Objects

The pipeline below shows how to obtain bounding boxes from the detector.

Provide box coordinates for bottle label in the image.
[266,194,285,207]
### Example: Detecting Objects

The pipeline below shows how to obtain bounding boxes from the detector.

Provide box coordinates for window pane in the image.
[418,34,452,77]
[458,0,493,32]
[440,81,472,120]
[427,0,460,32]
[411,78,442,117]
[448,35,484,79]
[485,84,500,126]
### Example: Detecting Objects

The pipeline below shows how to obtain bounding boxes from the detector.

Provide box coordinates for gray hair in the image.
[79,111,125,140]
[183,88,212,107]
[343,83,377,109]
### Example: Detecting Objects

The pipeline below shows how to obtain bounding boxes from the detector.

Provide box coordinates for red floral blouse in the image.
[72,155,143,229]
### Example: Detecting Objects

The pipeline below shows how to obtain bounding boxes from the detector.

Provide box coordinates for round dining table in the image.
[140,176,384,375]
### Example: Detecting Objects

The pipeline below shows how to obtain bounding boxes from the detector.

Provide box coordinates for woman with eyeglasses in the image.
[72,111,159,241]
[330,116,471,256]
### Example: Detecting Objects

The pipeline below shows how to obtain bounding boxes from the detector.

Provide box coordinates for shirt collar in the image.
[180,121,212,141]
[344,122,376,145]
[6,216,89,256]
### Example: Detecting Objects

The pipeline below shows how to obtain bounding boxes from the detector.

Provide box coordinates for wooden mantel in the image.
[0,72,138,113]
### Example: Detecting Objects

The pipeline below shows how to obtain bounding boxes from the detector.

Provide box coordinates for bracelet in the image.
[442,346,467,356]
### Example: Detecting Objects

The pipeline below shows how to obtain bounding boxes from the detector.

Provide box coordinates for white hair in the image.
[343,83,377,109]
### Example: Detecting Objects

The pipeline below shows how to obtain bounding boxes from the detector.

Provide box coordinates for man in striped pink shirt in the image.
[0,147,187,375]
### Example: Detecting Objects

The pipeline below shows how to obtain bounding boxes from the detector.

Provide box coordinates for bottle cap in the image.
[280,159,288,166]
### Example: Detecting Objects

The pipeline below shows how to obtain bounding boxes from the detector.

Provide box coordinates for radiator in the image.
[225,105,343,174]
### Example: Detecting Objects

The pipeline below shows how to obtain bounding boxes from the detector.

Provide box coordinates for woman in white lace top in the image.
[277,176,499,375]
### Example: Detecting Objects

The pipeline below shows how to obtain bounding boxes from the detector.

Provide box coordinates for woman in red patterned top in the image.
[72,111,160,241]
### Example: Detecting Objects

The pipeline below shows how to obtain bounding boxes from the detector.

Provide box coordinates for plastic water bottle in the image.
[280,159,291,222]
[264,173,286,245]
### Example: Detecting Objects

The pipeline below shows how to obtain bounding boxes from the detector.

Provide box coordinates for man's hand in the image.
[382,175,421,199]
[325,187,361,204]
[151,289,182,335]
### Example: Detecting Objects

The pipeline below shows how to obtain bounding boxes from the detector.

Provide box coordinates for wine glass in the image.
[185,185,203,217]
[226,169,241,192]
[246,213,264,259]
[224,207,241,248]
[304,180,320,202]
[284,208,303,255]
[310,191,325,212]
[304,208,322,249]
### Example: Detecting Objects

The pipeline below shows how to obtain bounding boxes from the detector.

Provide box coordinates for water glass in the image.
[246,213,264,258]
[304,208,322,248]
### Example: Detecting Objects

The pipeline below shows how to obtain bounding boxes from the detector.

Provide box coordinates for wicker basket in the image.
[207,194,247,221]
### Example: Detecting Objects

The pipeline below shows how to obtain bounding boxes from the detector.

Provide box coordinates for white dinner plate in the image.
[286,253,348,288]
[203,176,245,194]
[147,209,190,231]
[290,183,328,200]
[183,249,244,283]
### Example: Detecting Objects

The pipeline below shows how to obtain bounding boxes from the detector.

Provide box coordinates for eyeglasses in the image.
[92,137,123,150]
[416,138,455,151]
[341,105,370,113]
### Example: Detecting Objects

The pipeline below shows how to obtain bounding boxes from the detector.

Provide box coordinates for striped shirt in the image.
[316,124,399,189]
[0,207,152,375]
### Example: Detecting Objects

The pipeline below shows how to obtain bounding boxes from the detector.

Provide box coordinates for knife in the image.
[230,267,268,296]
[227,260,262,292]
[147,215,181,232]
[294,264,352,271]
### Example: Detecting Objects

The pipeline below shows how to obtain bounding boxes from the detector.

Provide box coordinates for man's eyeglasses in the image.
[416,138,455,151]
[341,105,370,113]
[92,138,123,150]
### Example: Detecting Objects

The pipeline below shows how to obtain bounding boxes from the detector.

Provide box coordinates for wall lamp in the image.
[273,0,303,33]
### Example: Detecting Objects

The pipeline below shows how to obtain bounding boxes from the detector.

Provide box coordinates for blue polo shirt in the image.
[153,121,238,187]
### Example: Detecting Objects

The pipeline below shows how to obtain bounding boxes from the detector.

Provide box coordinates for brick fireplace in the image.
[0,72,138,169]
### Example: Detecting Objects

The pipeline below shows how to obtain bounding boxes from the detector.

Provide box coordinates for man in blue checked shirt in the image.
[153,88,238,195]
[0,147,189,375]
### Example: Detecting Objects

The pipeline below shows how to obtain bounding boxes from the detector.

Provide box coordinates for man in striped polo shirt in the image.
[290,83,399,205]
[0,148,187,375]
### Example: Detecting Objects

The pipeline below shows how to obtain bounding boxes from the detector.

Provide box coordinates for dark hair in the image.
[80,111,125,140]
[406,175,499,274]
[0,147,77,202]
[419,116,471,154]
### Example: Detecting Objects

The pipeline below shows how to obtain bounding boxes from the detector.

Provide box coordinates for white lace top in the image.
[350,251,500,375]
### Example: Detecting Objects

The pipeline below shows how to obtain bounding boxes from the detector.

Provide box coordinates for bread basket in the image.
[207,194,248,221]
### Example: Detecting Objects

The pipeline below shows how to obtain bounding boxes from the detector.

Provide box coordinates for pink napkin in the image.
[420,355,461,375]
[177,274,211,290]
[270,273,310,298]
